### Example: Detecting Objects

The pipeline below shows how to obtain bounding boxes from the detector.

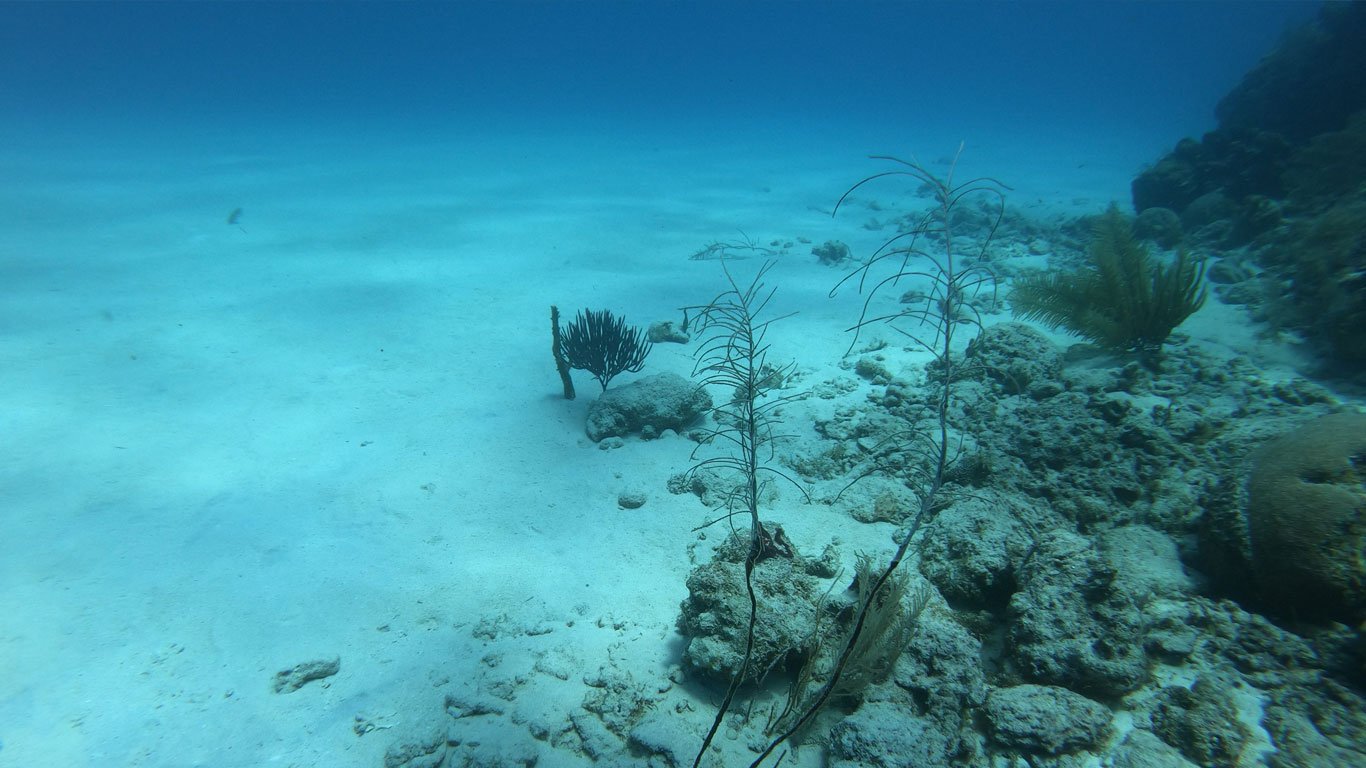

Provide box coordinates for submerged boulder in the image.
[585,372,711,442]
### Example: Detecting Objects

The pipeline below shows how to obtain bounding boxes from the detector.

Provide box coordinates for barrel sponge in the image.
[1247,411,1366,623]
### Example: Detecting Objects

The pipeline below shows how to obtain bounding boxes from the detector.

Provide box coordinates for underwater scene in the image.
[3,2,1365,766]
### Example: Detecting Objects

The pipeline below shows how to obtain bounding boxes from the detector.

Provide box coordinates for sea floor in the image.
[0,116,1341,767]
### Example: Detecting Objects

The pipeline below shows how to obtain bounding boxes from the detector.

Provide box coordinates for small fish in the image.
[226,207,247,233]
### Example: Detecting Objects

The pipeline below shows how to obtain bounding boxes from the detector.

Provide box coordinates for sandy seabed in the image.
[0,118,1281,767]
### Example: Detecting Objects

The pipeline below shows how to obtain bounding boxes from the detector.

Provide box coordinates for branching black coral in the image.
[558,308,651,391]
[832,152,1007,358]
[744,147,1007,768]
[685,262,805,518]
[684,260,807,768]
[1010,204,1206,359]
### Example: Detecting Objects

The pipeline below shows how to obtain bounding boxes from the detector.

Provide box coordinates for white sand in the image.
[0,116,1295,767]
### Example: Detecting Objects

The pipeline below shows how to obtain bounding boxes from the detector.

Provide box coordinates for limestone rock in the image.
[585,372,711,442]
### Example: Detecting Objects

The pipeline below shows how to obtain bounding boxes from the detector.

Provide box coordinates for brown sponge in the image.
[1247,411,1366,623]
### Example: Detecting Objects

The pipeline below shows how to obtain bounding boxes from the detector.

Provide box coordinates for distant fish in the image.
[227,207,246,233]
